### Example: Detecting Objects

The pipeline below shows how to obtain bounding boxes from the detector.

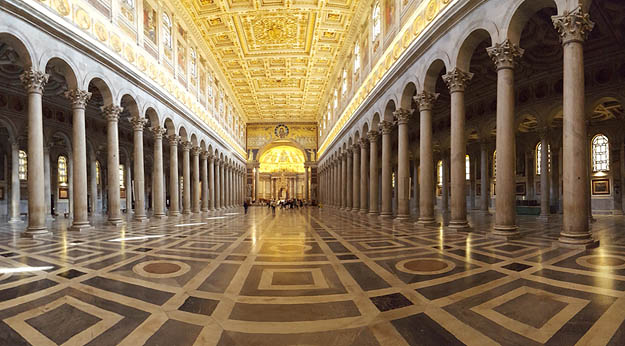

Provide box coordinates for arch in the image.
[361,122,370,138]
[190,133,198,147]
[163,117,176,136]
[178,126,188,141]
[454,28,493,72]
[120,94,140,118]
[0,115,18,142]
[145,107,159,128]
[44,56,79,90]
[371,112,381,131]
[504,0,558,45]
[422,59,448,93]
[399,81,417,110]
[0,31,34,68]
[383,99,396,122]
[85,75,114,106]
[200,139,207,151]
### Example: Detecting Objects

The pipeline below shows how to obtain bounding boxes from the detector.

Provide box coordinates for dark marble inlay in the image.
[0,252,19,257]
[494,244,526,252]
[143,262,181,274]
[0,279,57,302]
[218,327,380,346]
[370,293,413,312]
[337,254,358,260]
[144,319,202,346]
[493,292,567,329]
[197,263,240,293]
[448,249,503,264]
[343,262,391,291]
[229,301,360,322]
[27,304,101,344]
[178,296,219,316]
[271,271,314,286]
[57,269,87,279]
[502,263,532,272]
[326,242,350,253]
[392,313,464,346]
[82,277,174,305]
[533,268,625,291]
[417,270,506,300]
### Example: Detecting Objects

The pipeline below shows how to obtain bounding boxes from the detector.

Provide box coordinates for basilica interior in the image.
[1,0,625,345]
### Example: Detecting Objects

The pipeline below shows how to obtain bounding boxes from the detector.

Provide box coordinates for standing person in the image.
[243,200,249,214]
[271,200,276,215]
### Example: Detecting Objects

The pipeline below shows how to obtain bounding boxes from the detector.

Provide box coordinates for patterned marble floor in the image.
[0,208,625,345]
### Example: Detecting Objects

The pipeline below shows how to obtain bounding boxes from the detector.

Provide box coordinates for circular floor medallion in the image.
[269,243,313,254]
[576,255,625,270]
[395,257,456,275]
[133,260,191,278]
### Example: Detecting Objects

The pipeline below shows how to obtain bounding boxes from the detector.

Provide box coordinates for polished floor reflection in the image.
[1,208,625,345]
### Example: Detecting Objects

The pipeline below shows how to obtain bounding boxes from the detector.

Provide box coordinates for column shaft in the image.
[168,136,180,216]
[152,128,166,218]
[131,117,148,221]
[369,131,380,215]
[360,139,369,213]
[380,122,393,217]
[417,92,437,224]
[182,143,191,214]
[396,110,411,219]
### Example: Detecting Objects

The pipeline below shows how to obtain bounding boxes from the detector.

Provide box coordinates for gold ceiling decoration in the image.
[181,0,361,122]
[258,145,306,173]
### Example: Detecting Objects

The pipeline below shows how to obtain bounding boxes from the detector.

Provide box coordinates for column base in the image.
[169,211,180,217]
[368,211,380,216]
[134,215,149,222]
[22,227,50,238]
[359,209,368,214]
[70,223,93,232]
[8,218,23,224]
[182,211,191,215]
[380,212,393,219]
[492,225,521,240]
[395,214,411,221]
[448,220,470,231]
[108,218,124,226]
[537,214,550,221]
[201,208,209,212]
[558,232,599,249]
[152,214,167,219]
[416,217,436,226]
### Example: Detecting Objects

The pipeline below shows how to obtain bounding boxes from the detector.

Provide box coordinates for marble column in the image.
[201,151,209,212]
[208,155,215,211]
[334,161,339,206]
[368,130,380,215]
[416,92,438,225]
[443,68,473,230]
[360,138,369,213]
[44,145,52,219]
[304,165,309,201]
[64,89,93,231]
[254,165,259,201]
[480,141,490,211]
[125,162,132,213]
[395,109,412,219]
[130,117,148,222]
[380,121,394,218]
[150,127,165,218]
[346,149,353,210]
[553,8,597,248]
[621,144,625,214]
[168,135,180,216]
[352,145,360,211]
[181,141,191,214]
[89,155,97,216]
[539,131,551,219]
[20,69,48,236]
[219,160,225,209]
[192,147,201,213]
[442,155,449,212]
[487,40,523,239]
[215,159,221,209]
[103,106,123,224]
[8,140,21,223]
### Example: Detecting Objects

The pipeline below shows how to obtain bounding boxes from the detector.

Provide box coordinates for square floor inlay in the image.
[271,271,315,286]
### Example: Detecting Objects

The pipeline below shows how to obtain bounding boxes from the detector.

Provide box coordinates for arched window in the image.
[535,142,551,175]
[353,43,360,75]
[492,150,496,178]
[341,69,347,96]
[437,160,443,187]
[190,48,197,77]
[119,165,125,188]
[18,150,27,180]
[58,156,68,186]
[162,13,173,50]
[96,161,101,185]
[592,134,610,172]
[465,155,470,180]
[372,3,381,40]
[333,89,338,110]
[207,73,214,97]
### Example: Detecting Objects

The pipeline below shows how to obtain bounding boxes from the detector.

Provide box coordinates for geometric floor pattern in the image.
[1,208,625,345]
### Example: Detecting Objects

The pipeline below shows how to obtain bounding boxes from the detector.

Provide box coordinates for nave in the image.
[0,207,624,345]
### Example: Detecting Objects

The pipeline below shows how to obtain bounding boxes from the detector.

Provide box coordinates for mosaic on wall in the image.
[246,123,317,162]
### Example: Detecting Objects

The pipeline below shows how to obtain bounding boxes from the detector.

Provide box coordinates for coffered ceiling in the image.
[181,0,364,122]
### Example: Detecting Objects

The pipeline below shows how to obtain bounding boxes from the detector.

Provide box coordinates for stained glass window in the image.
[437,160,442,186]
[58,156,68,186]
[372,3,381,40]
[592,134,610,172]
[119,165,125,188]
[465,155,470,180]
[535,142,551,175]
[353,43,360,74]
[162,14,173,50]
[18,150,27,180]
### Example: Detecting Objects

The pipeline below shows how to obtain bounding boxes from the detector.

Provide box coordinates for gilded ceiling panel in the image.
[183,0,360,122]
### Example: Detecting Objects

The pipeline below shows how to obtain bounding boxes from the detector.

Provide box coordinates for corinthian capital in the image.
[181,141,193,152]
[151,126,167,139]
[101,105,123,122]
[20,68,49,94]
[129,117,148,131]
[394,108,412,125]
[414,91,439,111]
[380,120,394,135]
[64,89,92,109]
[487,39,524,70]
[167,134,180,146]
[367,130,380,142]
[552,7,594,45]
[192,146,202,156]
[359,138,369,149]
[443,68,473,93]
